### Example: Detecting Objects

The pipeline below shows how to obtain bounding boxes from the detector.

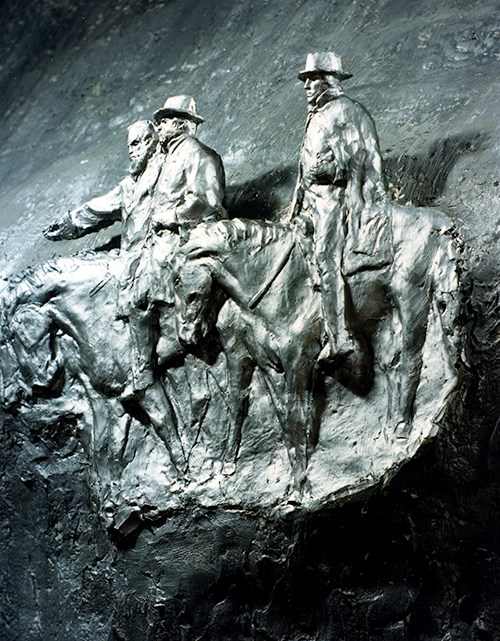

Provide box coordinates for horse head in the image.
[4,303,63,403]
[173,253,223,349]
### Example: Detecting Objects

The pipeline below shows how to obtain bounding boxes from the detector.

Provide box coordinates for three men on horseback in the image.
[288,52,387,372]
[23,56,458,492]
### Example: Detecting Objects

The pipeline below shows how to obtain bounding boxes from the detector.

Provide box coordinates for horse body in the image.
[174,206,460,483]
[174,221,324,483]
[3,251,219,478]
[346,204,459,430]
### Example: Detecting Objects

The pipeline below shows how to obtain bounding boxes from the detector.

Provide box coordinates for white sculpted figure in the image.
[44,96,226,393]
[44,119,160,251]
[1,68,460,520]
[288,52,387,372]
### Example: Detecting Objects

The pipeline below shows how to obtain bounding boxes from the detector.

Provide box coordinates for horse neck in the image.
[11,259,68,307]
[214,220,311,313]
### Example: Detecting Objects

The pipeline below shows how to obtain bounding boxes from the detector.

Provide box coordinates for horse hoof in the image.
[286,488,303,507]
[395,419,412,438]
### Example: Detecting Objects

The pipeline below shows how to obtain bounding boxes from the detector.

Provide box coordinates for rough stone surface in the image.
[0,1,498,640]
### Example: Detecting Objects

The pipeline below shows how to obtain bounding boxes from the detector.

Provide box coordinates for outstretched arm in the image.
[43,211,79,241]
[43,184,124,241]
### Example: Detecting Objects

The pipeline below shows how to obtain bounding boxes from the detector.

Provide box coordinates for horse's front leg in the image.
[219,321,255,476]
[281,342,319,494]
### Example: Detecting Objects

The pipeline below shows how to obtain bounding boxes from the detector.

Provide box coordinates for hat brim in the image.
[153,107,204,124]
[297,69,353,81]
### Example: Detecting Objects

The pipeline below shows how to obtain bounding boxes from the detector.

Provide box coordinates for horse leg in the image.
[391,266,433,435]
[156,302,184,366]
[220,331,255,476]
[181,354,212,466]
[281,343,319,494]
[429,238,461,374]
[286,382,309,492]
[126,305,156,393]
[123,377,187,476]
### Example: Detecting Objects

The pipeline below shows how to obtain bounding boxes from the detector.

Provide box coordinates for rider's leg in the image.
[313,203,357,361]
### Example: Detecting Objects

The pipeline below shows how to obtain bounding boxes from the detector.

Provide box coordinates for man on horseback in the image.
[44,118,160,251]
[288,52,387,373]
[141,95,227,378]
[44,97,226,393]
[42,98,227,473]
[44,118,167,390]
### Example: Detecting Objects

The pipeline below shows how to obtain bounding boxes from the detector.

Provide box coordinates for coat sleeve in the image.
[44,183,124,240]
[68,183,124,237]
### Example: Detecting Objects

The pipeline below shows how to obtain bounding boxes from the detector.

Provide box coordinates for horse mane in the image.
[226,218,288,247]
[5,250,118,306]
[207,218,289,251]
[9,250,111,286]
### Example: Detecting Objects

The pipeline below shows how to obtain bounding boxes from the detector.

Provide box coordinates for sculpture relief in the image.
[289,52,387,372]
[0,60,461,538]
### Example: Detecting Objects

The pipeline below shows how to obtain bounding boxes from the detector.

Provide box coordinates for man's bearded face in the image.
[157,117,186,147]
[128,124,156,176]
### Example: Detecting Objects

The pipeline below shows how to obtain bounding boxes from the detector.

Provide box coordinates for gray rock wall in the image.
[0,1,498,639]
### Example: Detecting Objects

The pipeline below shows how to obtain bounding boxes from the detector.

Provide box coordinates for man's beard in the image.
[129,154,148,177]
[159,131,179,149]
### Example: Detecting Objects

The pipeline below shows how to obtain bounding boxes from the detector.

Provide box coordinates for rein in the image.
[248,237,295,309]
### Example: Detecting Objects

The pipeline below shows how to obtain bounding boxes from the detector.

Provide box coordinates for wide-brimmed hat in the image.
[298,52,353,81]
[153,95,204,124]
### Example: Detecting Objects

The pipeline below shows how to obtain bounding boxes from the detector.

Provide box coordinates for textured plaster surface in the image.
[0,1,498,639]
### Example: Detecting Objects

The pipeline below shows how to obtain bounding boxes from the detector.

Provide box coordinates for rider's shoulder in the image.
[180,134,220,161]
[321,94,357,118]
[178,133,203,151]
[317,95,372,136]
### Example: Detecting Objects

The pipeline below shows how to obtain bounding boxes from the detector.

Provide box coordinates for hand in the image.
[43,214,75,241]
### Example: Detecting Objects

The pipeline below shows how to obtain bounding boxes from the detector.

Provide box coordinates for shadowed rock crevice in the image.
[385,132,487,206]
[225,166,296,219]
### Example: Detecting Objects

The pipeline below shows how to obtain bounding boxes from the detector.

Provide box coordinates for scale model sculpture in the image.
[0,54,461,539]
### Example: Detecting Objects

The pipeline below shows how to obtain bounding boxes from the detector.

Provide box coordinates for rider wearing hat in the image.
[150,95,226,235]
[44,96,226,394]
[289,52,387,375]
[128,94,226,390]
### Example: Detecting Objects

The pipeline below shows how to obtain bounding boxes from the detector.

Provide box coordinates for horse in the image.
[172,204,460,487]
[0,250,187,473]
[174,220,328,487]
[2,252,123,395]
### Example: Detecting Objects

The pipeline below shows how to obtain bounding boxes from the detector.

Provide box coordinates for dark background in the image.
[0,1,499,639]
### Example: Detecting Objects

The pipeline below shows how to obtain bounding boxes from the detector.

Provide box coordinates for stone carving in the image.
[0,64,461,538]
[43,97,226,395]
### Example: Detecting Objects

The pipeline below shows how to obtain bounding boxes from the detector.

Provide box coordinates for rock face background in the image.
[0,1,498,639]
